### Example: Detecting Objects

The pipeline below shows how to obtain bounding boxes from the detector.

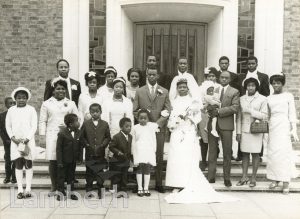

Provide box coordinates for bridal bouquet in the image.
[168,100,201,132]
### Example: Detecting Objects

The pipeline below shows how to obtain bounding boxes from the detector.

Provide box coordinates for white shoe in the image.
[211,130,219,137]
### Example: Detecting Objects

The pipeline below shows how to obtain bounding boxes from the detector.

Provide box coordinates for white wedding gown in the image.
[165,95,239,204]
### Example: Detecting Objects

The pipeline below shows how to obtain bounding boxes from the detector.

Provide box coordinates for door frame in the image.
[133,21,208,82]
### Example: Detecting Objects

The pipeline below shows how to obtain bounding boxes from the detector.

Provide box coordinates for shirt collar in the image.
[178,70,187,76]
[221,84,229,93]
[58,76,70,81]
[147,81,158,91]
[247,69,258,76]
[121,131,128,140]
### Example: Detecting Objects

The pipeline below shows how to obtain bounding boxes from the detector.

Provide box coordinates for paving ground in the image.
[1,189,300,219]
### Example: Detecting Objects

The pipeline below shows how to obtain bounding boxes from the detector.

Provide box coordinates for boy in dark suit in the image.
[81,103,111,199]
[0,97,16,184]
[109,117,132,193]
[56,113,82,201]
[44,59,81,106]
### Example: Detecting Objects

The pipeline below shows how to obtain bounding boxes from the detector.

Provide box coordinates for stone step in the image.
[1,177,300,193]
[1,165,299,182]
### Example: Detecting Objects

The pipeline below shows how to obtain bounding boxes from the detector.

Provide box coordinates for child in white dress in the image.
[6,87,37,199]
[132,109,158,197]
[203,81,221,137]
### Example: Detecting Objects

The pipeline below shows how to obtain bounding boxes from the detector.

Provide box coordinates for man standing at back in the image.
[216,56,239,91]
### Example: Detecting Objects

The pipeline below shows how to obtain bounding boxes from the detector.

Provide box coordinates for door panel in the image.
[134,22,206,84]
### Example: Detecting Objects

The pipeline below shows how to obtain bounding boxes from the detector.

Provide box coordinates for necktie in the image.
[151,86,155,99]
[220,87,224,102]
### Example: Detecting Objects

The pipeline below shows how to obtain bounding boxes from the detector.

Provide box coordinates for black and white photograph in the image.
[0,0,300,219]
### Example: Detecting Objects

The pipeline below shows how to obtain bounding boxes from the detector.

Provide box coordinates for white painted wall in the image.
[63,0,89,90]
[255,0,284,75]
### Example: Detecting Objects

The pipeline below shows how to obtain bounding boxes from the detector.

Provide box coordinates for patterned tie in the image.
[220,87,224,102]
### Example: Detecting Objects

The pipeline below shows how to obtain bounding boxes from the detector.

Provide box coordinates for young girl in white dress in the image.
[6,87,38,199]
[78,71,102,122]
[132,109,159,197]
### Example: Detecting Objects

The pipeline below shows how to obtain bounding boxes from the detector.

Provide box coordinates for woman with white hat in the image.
[5,87,38,199]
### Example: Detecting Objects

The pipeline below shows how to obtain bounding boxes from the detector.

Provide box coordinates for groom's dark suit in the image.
[133,84,171,187]
[207,85,240,182]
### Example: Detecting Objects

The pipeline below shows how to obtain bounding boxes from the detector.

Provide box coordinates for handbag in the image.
[250,119,269,133]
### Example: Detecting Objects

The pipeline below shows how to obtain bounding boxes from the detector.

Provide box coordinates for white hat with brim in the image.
[11,87,31,101]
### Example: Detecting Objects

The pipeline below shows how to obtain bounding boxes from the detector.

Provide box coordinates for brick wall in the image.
[283,0,300,140]
[0,0,63,145]
[0,0,63,112]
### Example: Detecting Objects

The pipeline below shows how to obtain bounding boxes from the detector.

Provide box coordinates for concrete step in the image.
[1,177,300,193]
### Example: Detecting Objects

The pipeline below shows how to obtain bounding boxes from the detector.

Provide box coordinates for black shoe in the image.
[11,178,17,184]
[73,179,79,183]
[17,192,24,199]
[3,178,10,184]
[209,179,215,183]
[235,157,242,162]
[144,190,151,197]
[70,194,78,200]
[24,192,32,198]
[224,180,232,187]
[155,186,165,193]
[200,161,208,171]
[231,156,236,160]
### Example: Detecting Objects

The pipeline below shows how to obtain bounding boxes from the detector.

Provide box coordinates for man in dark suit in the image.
[44,59,81,106]
[215,56,240,91]
[109,117,133,192]
[133,68,171,193]
[140,55,173,90]
[207,71,240,187]
[0,97,16,184]
[56,114,82,201]
[238,56,270,97]
[235,56,270,160]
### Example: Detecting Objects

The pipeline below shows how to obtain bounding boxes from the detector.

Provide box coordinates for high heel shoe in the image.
[249,181,256,187]
[269,181,279,189]
[236,178,249,186]
[282,187,289,194]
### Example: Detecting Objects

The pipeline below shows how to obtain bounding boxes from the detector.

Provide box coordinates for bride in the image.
[165,78,238,204]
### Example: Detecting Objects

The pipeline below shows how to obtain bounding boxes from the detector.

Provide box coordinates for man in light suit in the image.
[133,68,171,193]
[44,59,81,106]
[207,71,240,187]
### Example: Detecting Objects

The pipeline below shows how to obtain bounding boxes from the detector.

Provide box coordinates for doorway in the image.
[134,22,207,84]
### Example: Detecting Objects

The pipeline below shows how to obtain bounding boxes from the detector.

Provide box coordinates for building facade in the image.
[0,0,299,137]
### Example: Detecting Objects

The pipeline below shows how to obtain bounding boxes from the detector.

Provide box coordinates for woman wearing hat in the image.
[98,66,117,104]
[102,77,133,137]
[236,77,268,187]
[39,79,79,196]
[267,73,299,194]
[6,87,38,199]
[78,71,102,122]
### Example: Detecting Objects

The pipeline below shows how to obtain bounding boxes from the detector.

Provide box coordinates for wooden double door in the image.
[134,22,207,84]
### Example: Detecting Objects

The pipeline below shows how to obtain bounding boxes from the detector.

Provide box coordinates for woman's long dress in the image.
[267,92,299,182]
[165,95,239,204]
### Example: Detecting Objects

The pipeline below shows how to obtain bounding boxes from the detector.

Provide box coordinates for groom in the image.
[207,71,240,187]
[133,68,171,193]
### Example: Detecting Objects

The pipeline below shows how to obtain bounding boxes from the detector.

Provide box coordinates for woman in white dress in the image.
[6,87,37,199]
[78,71,102,122]
[98,66,117,104]
[102,77,134,137]
[267,73,299,194]
[165,78,239,204]
[39,79,79,196]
